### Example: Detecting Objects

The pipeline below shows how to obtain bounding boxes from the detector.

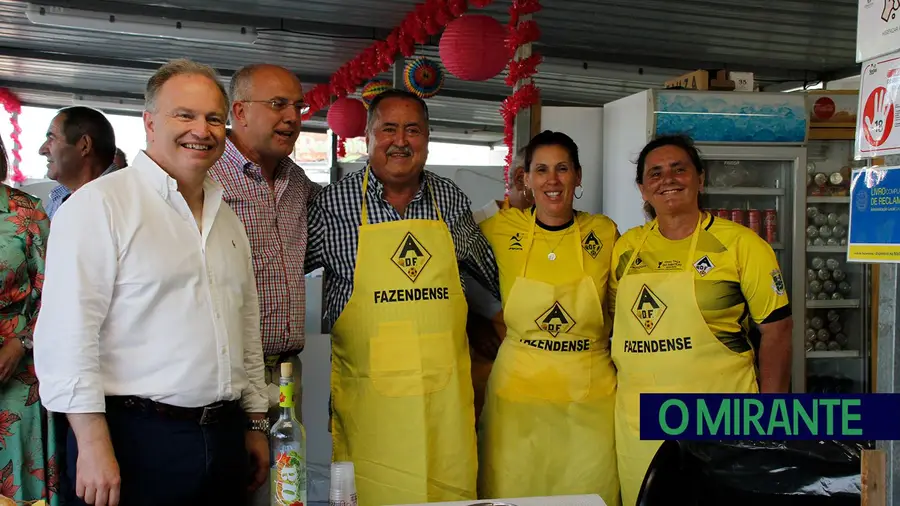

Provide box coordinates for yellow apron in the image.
[330,169,477,506]
[478,214,619,504]
[611,216,758,506]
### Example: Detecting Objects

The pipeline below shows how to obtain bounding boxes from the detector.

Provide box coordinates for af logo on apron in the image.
[392,232,431,281]
[536,302,575,337]
[330,168,477,506]
[478,212,619,504]
[612,215,759,506]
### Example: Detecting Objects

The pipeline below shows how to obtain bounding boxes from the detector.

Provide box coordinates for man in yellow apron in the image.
[306,89,501,506]
[611,217,761,506]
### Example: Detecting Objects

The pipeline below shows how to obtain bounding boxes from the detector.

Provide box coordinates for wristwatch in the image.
[249,418,270,433]
[17,336,32,351]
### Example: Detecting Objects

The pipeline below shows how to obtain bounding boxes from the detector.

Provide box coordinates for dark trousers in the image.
[65,398,250,506]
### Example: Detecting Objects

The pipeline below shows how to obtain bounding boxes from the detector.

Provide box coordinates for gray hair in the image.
[229,64,262,103]
[145,58,228,113]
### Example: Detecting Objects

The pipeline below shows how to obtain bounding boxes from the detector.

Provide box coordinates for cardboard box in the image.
[664,70,739,91]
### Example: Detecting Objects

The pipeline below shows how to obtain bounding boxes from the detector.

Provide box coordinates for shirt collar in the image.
[50,184,71,202]
[224,137,293,182]
[365,163,427,202]
[134,150,222,201]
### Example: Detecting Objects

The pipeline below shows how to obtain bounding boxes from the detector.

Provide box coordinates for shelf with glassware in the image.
[802,137,871,394]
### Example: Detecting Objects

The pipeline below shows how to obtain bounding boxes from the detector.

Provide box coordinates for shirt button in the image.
[220,347,227,355]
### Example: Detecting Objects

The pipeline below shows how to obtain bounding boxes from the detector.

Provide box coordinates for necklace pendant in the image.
[548,252,557,261]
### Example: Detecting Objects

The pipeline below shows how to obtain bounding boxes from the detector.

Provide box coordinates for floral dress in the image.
[0,185,57,503]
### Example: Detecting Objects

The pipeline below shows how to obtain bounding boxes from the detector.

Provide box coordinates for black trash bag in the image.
[637,439,867,506]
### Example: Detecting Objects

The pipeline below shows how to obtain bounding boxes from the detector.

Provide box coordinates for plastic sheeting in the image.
[638,440,868,506]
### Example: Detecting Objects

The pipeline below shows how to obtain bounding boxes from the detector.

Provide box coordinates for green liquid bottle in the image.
[270,361,307,506]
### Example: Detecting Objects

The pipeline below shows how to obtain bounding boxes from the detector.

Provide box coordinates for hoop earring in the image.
[574,185,584,200]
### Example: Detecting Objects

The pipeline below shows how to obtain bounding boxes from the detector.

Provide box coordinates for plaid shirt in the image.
[306,164,501,329]
[210,139,320,355]
[46,163,121,219]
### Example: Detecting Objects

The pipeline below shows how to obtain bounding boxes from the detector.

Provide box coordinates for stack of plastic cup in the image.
[330,461,358,506]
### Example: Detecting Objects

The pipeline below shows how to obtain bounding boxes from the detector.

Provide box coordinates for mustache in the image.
[386,146,412,156]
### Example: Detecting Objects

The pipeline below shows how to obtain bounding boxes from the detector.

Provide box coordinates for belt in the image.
[106,396,241,426]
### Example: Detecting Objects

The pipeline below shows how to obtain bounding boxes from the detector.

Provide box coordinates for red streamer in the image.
[505,20,540,55]
[337,137,347,159]
[303,0,499,119]
[501,1,542,194]
[505,54,542,86]
[0,88,25,183]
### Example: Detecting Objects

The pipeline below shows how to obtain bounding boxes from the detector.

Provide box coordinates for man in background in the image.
[113,148,128,169]
[209,63,319,505]
[39,106,117,219]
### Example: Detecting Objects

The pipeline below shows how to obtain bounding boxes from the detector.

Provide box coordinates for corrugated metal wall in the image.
[0,0,860,144]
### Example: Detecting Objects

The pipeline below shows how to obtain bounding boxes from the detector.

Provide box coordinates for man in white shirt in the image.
[34,58,269,506]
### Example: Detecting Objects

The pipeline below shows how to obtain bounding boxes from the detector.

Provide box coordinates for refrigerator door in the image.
[694,144,807,392]
[803,139,871,394]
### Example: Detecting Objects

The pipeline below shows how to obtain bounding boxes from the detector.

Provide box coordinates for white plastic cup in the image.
[329,461,358,506]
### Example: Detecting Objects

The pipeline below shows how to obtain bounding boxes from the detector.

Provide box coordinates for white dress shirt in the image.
[35,151,268,414]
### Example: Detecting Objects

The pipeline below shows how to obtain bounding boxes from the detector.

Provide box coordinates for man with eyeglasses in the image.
[210,64,320,452]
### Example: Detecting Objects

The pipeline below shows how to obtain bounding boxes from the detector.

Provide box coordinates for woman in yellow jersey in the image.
[610,134,794,506]
[477,131,620,505]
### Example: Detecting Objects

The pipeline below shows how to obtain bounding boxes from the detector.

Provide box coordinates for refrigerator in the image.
[601,89,811,392]
[801,90,872,394]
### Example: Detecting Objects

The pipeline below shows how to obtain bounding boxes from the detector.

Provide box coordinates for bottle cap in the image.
[330,461,357,500]
[281,361,293,378]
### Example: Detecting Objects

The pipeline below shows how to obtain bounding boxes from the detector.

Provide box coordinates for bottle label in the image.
[329,494,358,506]
[279,383,294,408]
[273,450,306,506]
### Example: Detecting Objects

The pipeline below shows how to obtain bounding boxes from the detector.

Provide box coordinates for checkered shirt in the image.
[210,139,321,355]
[306,164,501,329]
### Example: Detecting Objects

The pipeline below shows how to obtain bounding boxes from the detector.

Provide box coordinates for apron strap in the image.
[520,209,584,278]
[361,165,443,225]
[621,212,705,277]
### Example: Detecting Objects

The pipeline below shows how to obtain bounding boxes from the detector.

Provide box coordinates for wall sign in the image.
[848,166,900,262]
[855,53,900,158]
[858,0,900,62]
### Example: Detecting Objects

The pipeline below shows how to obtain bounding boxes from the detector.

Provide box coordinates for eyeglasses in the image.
[243,98,309,115]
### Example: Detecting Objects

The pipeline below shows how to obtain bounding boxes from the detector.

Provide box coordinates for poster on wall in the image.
[847,166,900,262]
[855,52,900,159]
[858,0,900,62]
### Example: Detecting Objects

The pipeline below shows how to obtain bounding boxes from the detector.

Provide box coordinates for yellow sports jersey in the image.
[480,207,619,311]
[609,213,790,353]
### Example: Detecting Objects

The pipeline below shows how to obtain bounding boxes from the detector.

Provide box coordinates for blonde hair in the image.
[145,58,228,112]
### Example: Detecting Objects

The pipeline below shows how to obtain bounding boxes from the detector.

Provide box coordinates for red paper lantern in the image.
[439,14,509,81]
[326,97,367,138]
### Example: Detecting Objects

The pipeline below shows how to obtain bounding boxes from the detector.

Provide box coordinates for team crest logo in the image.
[509,233,524,251]
[693,255,715,277]
[632,284,667,335]
[770,269,786,296]
[582,230,602,259]
[535,301,576,337]
[391,232,431,282]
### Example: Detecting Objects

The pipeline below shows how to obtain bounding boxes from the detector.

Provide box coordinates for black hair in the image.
[523,130,582,173]
[57,106,117,169]
[0,136,7,181]
[366,89,430,130]
[635,134,705,219]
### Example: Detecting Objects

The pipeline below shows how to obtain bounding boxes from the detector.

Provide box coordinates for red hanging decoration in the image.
[0,88,25,183]
[501,0,543,194]
[326,97,368,139]
[439,14,509,81]
[337,137,348,159]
